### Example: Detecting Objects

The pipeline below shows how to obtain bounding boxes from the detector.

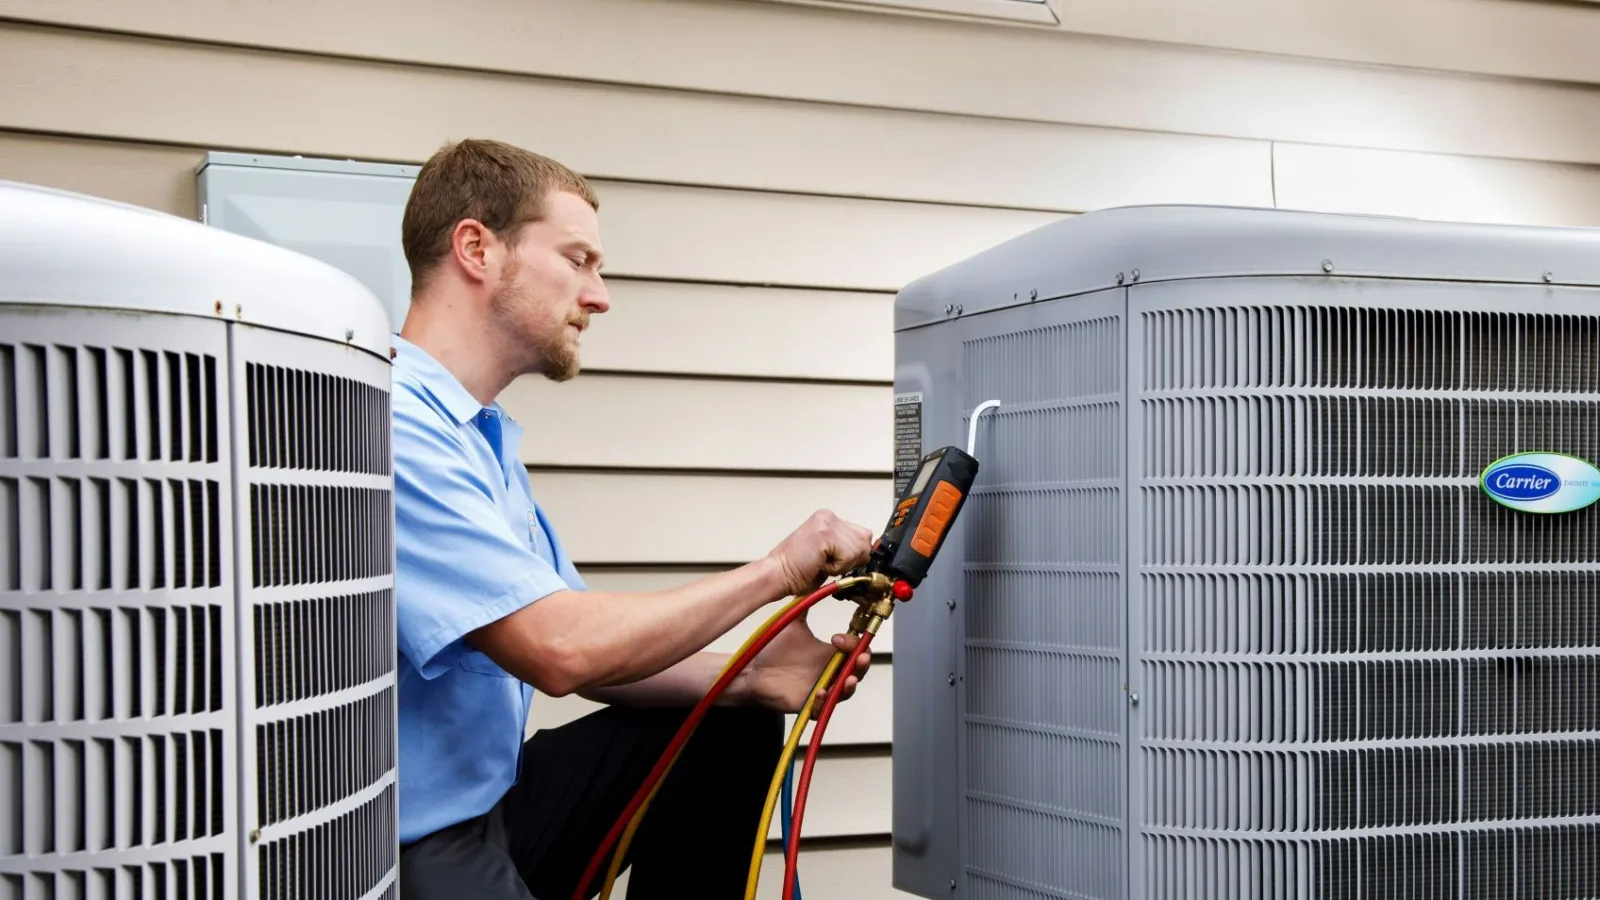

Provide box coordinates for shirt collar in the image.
[391,334,494,425]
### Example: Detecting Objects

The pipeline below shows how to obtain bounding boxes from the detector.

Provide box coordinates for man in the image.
[390,138,877,900]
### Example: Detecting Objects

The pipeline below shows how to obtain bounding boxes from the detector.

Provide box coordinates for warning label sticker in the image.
[894,392,923,495]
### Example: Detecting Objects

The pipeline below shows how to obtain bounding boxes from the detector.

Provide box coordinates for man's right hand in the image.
[764,509,875,596]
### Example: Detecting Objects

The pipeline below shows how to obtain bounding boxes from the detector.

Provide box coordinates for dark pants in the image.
[399,703,784,900]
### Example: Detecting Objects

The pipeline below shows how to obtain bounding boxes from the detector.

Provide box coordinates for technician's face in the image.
[491,190,610,382]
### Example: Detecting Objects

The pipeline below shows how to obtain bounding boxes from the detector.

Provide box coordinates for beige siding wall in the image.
[4,0,1600,895]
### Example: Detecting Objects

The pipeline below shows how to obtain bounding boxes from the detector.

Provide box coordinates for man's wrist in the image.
[747,555,791,603]
[722,662,770,708]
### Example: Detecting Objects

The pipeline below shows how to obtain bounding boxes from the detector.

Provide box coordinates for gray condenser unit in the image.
[889,204,1600,900]
[0,181,398,899]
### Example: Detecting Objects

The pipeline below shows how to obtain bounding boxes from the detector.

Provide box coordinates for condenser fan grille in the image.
[958,308,1130,900]
[236,327,396,900]
[245,364,389,476]
[252,588,394,709]
[255,783,396,900]
[0,313,239,899]
[1136,302,1600,899]
[1141,307,1600,394]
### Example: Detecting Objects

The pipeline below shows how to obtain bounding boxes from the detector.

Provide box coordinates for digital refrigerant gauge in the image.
[863,444,979,590]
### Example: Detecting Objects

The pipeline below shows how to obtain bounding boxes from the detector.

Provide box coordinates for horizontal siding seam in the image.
[36,16,1600,170]
[11,6,1600,104]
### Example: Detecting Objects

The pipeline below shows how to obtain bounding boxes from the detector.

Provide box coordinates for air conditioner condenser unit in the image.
[889,205,1600,900]
[0,181,398,900]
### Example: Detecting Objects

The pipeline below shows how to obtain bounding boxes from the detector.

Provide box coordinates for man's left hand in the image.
[743,610,872,718]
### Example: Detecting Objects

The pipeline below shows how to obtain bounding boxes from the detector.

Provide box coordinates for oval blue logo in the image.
[1479,452,1600,514]
[1484,464,1561,502]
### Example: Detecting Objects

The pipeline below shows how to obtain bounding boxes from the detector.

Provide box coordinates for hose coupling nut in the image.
[835,571,894,598]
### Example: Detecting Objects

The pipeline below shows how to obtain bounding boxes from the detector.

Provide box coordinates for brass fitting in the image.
[835,571,899,637]
[848,606,874,635]
[833,571,894,598]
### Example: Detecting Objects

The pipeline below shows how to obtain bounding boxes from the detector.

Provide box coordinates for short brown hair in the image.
[401,138,598,289]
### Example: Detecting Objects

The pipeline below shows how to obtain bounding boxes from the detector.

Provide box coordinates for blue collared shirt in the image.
[389,335,586,844]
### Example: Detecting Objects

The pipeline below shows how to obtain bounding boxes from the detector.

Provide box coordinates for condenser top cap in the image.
[894,203,1600,331]
[0,179,392,358]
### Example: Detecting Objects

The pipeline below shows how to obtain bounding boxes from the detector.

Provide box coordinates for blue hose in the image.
[780,757,803,900]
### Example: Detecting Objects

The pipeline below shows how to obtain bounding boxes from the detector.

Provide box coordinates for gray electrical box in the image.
[889,204,1600,900]
[197,152,421,329]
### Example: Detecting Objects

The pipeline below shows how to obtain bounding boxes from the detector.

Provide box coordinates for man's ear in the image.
[449,219,493,286]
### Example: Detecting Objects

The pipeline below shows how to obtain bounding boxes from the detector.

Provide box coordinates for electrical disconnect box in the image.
[889,204,1600,900]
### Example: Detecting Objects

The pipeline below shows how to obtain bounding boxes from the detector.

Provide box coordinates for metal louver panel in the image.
[229,325,396,900]
[0,309,238,899]
[1130,279,1600,900]
[889,205,1600,900]
[957,291,1129,900]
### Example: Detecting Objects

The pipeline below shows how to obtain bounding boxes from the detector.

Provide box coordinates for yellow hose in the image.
[743,650,845,900]
[600,596,805,900]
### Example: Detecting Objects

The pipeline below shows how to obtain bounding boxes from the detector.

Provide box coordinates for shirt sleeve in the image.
[392,395,571,680]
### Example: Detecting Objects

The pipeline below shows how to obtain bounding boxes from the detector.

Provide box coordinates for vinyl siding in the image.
[4,1,1600,895]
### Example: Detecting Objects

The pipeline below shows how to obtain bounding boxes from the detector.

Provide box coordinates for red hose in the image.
[572,582,841,900]
[781,629,876,900]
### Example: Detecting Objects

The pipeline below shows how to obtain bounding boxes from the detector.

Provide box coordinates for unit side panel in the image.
[892,322,966,900]
[0,307,239,898]
[227,325,397,900]
[948,290,1130,900]
[1126,276,1600,900]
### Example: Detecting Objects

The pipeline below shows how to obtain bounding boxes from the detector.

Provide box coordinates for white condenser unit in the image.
[0,182,398,900]
[889,205,1600,900]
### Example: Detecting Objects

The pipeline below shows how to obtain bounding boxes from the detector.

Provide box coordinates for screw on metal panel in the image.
[1130,693,1140,706]
[345,328,355,342]
[213,300,223,316]
[1544,271,1554,283]
[235,303,243,319]
[954,304,964,315]
[1029,288,1038,300]
[944,304,954,315]
[249,828,260,843]
[947,598,956,610]
[948,673,956,686]
[1322,260,1335,273]
[1131,269,1140,282]
[950,880,957,891]
[1116,272,1125,285]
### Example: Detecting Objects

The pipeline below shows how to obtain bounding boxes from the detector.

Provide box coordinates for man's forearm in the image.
[467,557,787,697]
[578,650,761,708]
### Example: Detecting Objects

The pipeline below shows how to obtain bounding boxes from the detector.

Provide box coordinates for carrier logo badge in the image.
[1479,453,1600,514]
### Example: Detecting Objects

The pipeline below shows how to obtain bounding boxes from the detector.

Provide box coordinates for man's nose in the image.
[581,276,611,313]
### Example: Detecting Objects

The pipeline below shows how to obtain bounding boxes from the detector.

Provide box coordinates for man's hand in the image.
[742,609,872,717]
[765,510,875,597]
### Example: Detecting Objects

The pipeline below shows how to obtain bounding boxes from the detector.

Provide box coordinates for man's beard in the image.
[490,281,581,383]
[537,333,580,383]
